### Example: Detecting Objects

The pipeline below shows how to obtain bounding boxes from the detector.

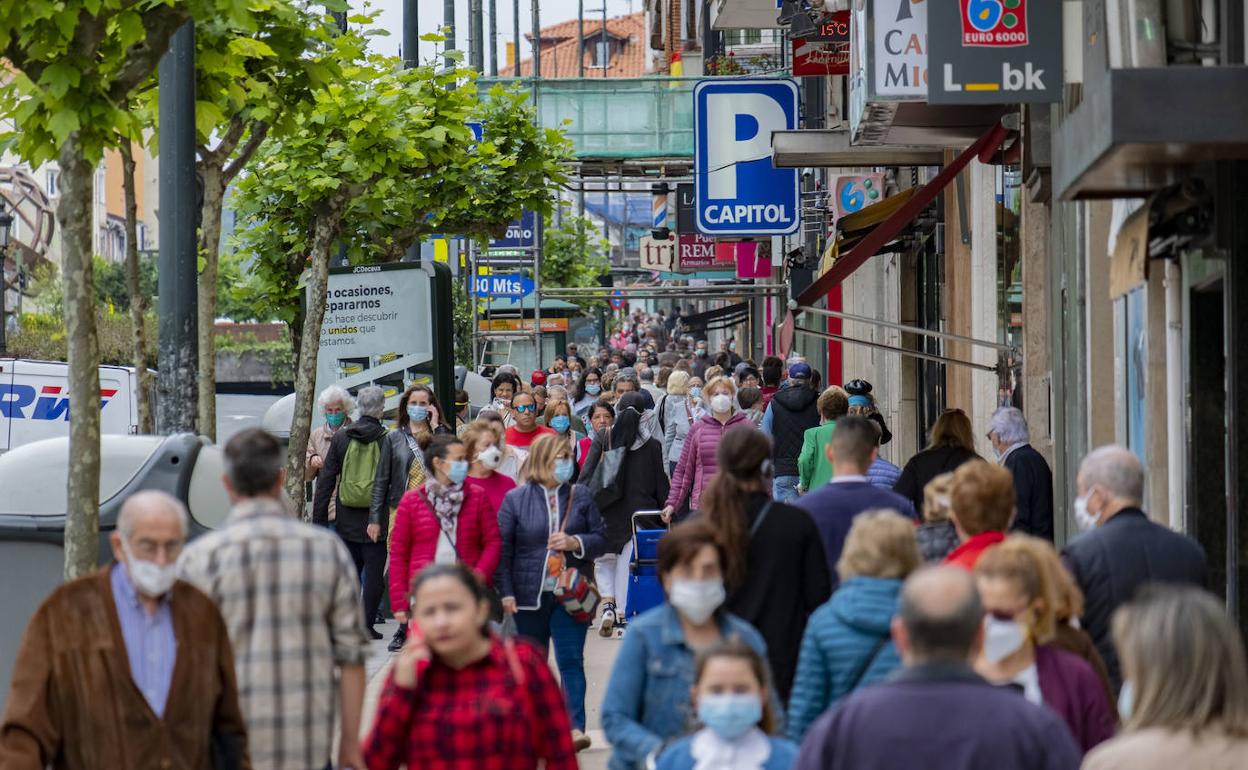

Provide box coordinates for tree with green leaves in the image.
[0,0,254,578]
[232,51,569,505]
[541,205,611,309]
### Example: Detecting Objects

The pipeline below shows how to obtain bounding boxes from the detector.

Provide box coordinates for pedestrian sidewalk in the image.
[359,619,623,769]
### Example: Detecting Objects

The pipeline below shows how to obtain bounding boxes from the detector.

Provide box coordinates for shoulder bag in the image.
[549,485,602,624]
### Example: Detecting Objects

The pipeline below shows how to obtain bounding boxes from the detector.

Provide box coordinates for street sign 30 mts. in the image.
[694,79,800,236]
[472,274,534,299]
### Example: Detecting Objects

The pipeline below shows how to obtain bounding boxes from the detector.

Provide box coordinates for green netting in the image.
[479,77,698,160]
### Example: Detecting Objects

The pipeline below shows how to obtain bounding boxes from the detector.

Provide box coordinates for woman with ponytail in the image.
[698,427,832,702]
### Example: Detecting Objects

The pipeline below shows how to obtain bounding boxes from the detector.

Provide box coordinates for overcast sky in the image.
[366,0,642,64]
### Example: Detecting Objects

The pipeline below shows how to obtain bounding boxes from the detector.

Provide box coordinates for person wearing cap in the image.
[761,361,821,503]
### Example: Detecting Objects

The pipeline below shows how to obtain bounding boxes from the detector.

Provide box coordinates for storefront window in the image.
[996,165,1023,408]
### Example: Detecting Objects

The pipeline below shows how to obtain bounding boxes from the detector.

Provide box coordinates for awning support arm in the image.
[792,304,1017,353]
[793,119,1010,309]
[793,326,999,374]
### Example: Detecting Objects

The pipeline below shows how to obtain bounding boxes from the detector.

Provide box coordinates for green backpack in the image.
[338,435,384,508]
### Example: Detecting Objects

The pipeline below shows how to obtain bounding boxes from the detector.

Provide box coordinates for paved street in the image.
[361,619,622,769]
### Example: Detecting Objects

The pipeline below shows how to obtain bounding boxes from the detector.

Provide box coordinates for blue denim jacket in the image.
[601,603,782,770]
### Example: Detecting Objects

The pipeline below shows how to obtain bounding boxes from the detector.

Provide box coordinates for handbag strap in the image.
[558,483,577,533]
[750,500,774,537]
[846,634,890,692]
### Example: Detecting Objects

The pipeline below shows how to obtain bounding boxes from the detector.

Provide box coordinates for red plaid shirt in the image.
[364,637,578,770]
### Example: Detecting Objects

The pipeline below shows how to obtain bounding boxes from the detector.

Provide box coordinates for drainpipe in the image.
[1164,256,1184,531]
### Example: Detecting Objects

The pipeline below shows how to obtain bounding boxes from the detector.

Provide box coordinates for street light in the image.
[0,201,12,356]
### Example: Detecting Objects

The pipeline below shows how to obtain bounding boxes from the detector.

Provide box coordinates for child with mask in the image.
[601,520,781,770]
[656,640,799,770]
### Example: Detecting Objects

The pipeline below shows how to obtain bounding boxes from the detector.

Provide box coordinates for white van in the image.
[0,359,147,453]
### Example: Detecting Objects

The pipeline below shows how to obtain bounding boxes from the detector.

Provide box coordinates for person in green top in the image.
[797,386,849,493]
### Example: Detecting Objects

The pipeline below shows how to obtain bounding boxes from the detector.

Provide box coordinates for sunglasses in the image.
[514,404,536,414]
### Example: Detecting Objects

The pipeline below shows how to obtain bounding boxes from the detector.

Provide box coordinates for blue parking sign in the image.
[694,79,800,236]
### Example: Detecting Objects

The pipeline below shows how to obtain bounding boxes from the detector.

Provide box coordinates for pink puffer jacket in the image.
[665,411,757,512]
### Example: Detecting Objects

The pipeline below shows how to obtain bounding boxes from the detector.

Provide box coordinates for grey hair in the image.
[1080,445,1144,504]
[118,490,190,538]
[547,384,568,401]
[988,407,1030,445]
[639,368,655,383]
[617,367,640,386]
[356,385,386,419]
[317,385,355,414]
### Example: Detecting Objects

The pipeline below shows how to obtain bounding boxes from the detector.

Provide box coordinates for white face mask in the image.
[668,578,725,625]
[121,540,177,598]
[709,394,733,414]
[477,445,503,470]
[982,616,1028,664]
[1117,679,1135,720]
[1073,494,1098,533]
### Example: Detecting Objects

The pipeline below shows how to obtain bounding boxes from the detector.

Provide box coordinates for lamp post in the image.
[0,202,12,355]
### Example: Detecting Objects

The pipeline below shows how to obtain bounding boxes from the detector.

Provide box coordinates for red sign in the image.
[792,38,850,76]
[960,0,1029,47]
[678,233,733,272]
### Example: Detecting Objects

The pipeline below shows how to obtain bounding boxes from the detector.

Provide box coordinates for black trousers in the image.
[343,539,387,630]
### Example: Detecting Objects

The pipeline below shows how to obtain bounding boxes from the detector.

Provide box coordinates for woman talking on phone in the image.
[363,564,578,770]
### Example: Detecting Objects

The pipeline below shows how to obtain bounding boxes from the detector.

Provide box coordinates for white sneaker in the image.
[599,604,616,637]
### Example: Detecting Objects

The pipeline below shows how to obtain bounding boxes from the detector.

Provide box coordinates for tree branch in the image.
[223,121,270,183]
[198,116,247,170]
[109,5,192,101]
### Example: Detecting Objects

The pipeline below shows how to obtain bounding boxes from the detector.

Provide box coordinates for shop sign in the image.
[488,210,536,249]
[477,318,569,332]
[639,234,677,272]
[678,233,734,272]
[676,184,696,233]
[927,0,1062,104]
[792,11,850,76]
[849,0,929,144]
[830,174,884,229]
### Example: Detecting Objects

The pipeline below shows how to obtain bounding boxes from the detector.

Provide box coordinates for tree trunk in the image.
[119,141,154,434]
[59,141,102,579]
[283,196,347,508]
[196,164,226,441]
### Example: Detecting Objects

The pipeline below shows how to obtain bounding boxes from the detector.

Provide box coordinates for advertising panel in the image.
[928,0,1062,104]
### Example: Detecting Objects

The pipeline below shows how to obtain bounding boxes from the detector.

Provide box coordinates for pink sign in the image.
[722,241,772,279]
[679,233,733,271]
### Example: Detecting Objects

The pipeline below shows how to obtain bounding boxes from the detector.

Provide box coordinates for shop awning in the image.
[680,302,751,335]
[771,129,944,168]
[793,119,1010,309]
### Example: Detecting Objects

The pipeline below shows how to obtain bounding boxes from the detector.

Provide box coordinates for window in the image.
[591,32,614,67]
[46,169,59,197]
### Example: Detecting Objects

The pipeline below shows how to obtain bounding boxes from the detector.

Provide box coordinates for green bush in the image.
[9,311,158,366]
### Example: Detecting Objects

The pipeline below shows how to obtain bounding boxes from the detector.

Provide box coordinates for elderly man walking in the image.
[987,407,1054,540]
[2,491,250,770]
[180,428,370,770]
[795,566,1081,770]
[1061,445,1206,692]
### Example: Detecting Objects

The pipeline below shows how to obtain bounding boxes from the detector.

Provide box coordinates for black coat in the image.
[893,445,981,512]
[581,433,670,553]
[312,416,387,542]
[769,383,820,475]
[721,493,832,703]
[1003,444,1054,540]
[369,424,451,528]
[1062,508,1206,691]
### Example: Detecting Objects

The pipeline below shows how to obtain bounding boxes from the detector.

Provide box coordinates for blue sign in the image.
[489,210,536,249]
[472,274,534,299]
[466,121,484,142]
[694,79,800,236]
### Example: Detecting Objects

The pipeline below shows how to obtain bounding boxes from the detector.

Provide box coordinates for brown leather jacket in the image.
[0,568,250,770]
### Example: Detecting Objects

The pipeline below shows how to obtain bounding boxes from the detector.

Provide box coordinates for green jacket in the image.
[798,420,836,492]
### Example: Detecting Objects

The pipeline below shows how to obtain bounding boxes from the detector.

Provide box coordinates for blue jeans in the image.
[773,475,800,503]
[514,592,589,730]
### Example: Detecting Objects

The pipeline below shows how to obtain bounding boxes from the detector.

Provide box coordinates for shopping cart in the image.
[626,510,668,620]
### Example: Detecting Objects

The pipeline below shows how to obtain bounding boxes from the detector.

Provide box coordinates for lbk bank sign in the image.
[927,0,1062,104]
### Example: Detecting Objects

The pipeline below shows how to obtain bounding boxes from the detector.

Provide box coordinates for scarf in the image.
[424,477,465,532]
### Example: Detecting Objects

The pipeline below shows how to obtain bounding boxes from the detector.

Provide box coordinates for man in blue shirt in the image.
[796,416,917,586]
[795,566,1081,770]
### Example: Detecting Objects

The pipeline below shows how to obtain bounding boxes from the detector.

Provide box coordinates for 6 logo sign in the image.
[960,0,1029,47]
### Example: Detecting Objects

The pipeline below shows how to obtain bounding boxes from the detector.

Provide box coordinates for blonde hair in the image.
[543,400,572,422]
[973,535,1062,644]
[837,510,922,581]
[666,369,691,396]
[817,386,849,420]
[522,433,572,487]
[703,375,737,400]
[1012,534,1085,622]
[928,408,976,452]
[1113,586,1248,736]
[462,422,497,462]
[950,461,1014,535]
[702,365,724,382]
[922,473,954,523]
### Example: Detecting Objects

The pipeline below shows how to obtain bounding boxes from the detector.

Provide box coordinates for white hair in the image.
[356,385,386,419]
[988,407,1030,445]
[118,490,190,539]
[1080,445,1145,505]
[317,385,355,414]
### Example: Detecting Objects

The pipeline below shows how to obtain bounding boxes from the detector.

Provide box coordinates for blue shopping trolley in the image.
[626,510,668,619]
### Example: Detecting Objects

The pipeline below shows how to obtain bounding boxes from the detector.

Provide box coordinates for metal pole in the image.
[403,0,419,67]
[601,5,607,78]
[470,240,481,368]
[793,303,1018,353]
[470,0,484,72]
[157,21,199,434]
[513,0,521,74]
[444,0,457,68]
[531,0,541,78]
[578,0,585,78]
[489,0,499,75]
[534,216,543,369]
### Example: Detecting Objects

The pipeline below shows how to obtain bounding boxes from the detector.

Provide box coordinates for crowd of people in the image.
[2,306,1247,770]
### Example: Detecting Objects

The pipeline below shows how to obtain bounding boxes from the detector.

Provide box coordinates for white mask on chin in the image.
[121,540,177,598]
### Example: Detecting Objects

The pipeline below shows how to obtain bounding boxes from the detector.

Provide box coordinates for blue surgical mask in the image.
[586,383,601,396]
[407,405,429,423]
[447,459,469,485]
[551,415,571,434]
[697,693,762,741]
[690,387,702,399]
[554,458,575,483]
[325,412,345,429]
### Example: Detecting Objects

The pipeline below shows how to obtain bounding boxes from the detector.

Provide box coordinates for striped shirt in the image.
[109,562,177,717]
[177,497,369,770]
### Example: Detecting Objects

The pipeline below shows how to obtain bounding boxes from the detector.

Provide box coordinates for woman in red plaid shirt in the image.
[363,564,579,770]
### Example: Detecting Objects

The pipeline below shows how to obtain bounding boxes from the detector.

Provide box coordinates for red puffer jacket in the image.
[665,411,756,512]
[388,482,502,611]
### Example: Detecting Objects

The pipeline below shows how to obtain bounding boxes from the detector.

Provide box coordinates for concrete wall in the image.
[1021,194,1053,466]
[969,160,999,459]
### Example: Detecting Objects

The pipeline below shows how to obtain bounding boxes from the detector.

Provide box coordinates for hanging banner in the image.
[678,233,734,272]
